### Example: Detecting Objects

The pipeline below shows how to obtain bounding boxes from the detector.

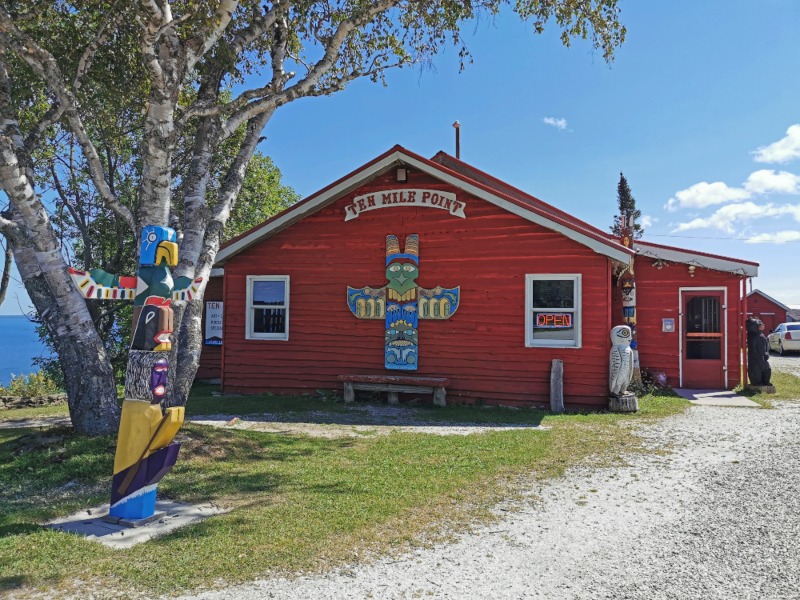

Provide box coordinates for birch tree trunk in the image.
[13,243,119,434]
[0,165,119,435]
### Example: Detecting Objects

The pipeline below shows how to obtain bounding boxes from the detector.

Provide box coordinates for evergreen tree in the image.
[611,173,644,239]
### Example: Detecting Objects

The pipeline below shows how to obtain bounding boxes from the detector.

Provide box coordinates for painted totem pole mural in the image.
[347,234,460,370]
[69,225,204,522]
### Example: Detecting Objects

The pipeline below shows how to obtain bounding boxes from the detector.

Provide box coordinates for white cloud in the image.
[665,169,800,211]
[639,215,657,228]
[664,181,749,211]
[543,117,567,130]
[753,124,800,164]
[743,169,800,195]
[671,202,799,233]
[745,230,800,244]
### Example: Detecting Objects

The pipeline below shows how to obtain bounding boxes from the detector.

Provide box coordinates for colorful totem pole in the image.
[347,234,460,370]
[69,225,204,522]
[618,212,641,384]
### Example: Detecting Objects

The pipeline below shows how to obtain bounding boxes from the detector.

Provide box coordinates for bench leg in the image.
[386,391,399,404]
[433,386,446,407]
[343,382,355,404]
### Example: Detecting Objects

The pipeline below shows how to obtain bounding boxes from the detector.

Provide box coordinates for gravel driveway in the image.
[183,360,800,600]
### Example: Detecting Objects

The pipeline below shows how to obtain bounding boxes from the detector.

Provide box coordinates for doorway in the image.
[681,289,726,388]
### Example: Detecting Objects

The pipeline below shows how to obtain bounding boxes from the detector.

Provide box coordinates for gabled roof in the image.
[433,151,760,278]
[747,289,790,311]
[634,240,759,277]
[215,145,634,265]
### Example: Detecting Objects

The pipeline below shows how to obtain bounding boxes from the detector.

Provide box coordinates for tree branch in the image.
[137,0,173,92]
[220,0,402,140]
[0,8,137,234]
[74,4,126,92]
[23,102,65,154]
[0,212,20,238]
[185,0,239,71]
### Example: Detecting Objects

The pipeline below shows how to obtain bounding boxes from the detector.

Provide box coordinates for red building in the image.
[202,146,758,408]
[746,289,790,333]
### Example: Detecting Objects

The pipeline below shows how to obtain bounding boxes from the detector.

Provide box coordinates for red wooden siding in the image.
[621,258,746,389]
[221,170,614,408]
[747,292,788,333]
[196,276,223,380]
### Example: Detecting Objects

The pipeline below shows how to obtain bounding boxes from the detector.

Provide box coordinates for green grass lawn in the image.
[0,383,734,597]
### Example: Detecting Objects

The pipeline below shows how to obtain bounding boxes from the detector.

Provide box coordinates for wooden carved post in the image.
[619,212,642,385]
[70,225,204,523]
[550,359,564,414]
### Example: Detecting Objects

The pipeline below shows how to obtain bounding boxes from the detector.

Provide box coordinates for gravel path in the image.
[181,364,800,600]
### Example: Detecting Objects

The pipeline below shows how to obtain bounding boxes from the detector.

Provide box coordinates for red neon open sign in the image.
[535,313,573,329]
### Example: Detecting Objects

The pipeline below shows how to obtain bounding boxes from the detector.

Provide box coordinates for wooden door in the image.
[682,291,725,388]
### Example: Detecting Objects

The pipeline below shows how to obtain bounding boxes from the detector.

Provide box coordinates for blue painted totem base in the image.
[109,486,158,520]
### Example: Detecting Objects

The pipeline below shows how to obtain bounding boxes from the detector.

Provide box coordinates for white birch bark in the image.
[0,140,119,435]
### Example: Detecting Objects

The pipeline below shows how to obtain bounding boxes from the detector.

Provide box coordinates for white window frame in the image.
[246,275,290,341]
[525,274,582,348]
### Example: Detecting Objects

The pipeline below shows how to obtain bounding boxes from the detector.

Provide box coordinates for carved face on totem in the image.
[386,261,419,296]
[386,319,419,346]
[132,302,174,351]
[140,226,179,267]
[150,358,169,401]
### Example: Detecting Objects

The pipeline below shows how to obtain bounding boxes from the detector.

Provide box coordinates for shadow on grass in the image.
[0,576,28,593]
[163,425,360,504]
[188,385,548,429]
[0,522,42,537]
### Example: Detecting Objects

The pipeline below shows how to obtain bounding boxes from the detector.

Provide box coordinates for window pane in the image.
[687,340,721,360]
[253,280,285,306]
[685,297,720,333]
[253,308,286,334]
[531,280,574,309]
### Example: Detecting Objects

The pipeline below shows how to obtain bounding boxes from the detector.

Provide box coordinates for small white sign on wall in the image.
[205,302,223,345]
[662,318,675,333]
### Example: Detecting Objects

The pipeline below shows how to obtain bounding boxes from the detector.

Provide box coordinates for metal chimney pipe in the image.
[452,120,460,159]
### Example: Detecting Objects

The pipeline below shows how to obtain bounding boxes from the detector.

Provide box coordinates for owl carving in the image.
[609,325,634,396]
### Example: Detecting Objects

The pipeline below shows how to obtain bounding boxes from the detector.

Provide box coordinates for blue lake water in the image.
[0,315,52,386]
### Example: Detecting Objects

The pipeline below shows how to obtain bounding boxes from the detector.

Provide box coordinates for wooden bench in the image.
[337,374,449,407]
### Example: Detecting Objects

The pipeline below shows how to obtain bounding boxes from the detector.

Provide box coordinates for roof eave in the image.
[635,241,758,277]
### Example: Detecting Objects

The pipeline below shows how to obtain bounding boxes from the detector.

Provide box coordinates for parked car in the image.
[768,322,800,355]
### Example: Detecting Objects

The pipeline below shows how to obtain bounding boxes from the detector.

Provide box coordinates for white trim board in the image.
[636,242,758,277]
[678,286,729,389]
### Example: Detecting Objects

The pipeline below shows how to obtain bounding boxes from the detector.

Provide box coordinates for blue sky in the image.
[2,0,799,315]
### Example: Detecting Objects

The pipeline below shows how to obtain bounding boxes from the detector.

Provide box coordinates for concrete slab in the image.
[674,389,761,408]
[46,500,229,549]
